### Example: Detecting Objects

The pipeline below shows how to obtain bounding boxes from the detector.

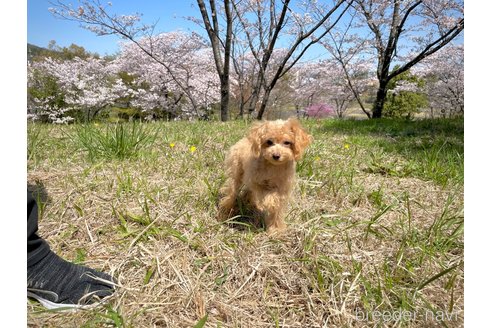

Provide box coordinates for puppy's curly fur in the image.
[218,118,313,234]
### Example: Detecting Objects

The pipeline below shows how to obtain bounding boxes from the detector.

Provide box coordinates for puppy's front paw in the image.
[266,222,287,236]
[217,196,236,222]
[217,208,231,222]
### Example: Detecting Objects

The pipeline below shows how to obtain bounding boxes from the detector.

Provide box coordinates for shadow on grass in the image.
[223,215,264,233]
[28,181,50,205]
[218,191,266,233]
[318,118,464,186]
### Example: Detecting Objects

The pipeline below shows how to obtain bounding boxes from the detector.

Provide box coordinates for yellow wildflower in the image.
[190,146,197,153]
[169,143,175,149]
[344,144,350,149]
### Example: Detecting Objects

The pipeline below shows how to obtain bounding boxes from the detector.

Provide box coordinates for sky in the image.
[26,0,338,62]
[27,0,204,56]
[27,0,465,63]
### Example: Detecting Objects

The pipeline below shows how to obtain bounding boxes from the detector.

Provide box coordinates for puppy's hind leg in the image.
[218,159,243,221]
[218,179,238,221]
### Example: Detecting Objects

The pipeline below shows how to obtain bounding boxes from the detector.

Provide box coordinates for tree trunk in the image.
[237,94,245,119]
[372,82,388,119]
[256,88,272,120]
[196,0,232,122]
[220,77,229,121]
[247,85,261,116]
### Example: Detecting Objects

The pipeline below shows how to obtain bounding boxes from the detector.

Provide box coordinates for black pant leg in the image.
[27,191,51,267]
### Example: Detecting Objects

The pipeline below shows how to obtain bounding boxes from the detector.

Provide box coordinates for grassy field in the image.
[27,118,464,327]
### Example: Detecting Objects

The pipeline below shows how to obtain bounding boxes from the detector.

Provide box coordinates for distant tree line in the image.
[28,0,463,123]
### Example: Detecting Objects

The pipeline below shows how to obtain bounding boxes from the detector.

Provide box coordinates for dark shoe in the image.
[27,251,115,310]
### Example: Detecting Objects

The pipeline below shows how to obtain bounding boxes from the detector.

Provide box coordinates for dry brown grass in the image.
[27,119,463,327]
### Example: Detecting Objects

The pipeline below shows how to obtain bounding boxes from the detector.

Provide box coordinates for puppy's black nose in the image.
[273,155,280,161]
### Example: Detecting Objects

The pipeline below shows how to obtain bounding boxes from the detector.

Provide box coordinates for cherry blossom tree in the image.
[290,61,324,114]
[115,32,220,120]
[49,1,220,119]
[45,0,464,121]
[315,6,376,118]
[231,0,353,119]
[290,58,374,118]
[195,0,233,121]
[28,56,128,122]
[350,0,464,118]
[231,48,293,118]
[320,59,374,118]
[315,0,463,118]
[28,62,72,123]
[305,104,336,118]
[229,45,255,118]
[28,30,220,123]
[416,44,464,117]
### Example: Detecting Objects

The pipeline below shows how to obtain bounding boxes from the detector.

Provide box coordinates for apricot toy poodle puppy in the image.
[218,118,312,234]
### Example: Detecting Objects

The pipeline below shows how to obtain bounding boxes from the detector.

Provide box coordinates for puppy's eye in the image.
[266,140,274,146]
[283,141,292,146]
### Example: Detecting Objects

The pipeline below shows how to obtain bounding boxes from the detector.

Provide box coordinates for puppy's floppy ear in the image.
[288,118,313,161]
[247,121,266,158]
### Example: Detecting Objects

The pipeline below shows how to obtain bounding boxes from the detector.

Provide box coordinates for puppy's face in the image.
[248,118,313,165]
